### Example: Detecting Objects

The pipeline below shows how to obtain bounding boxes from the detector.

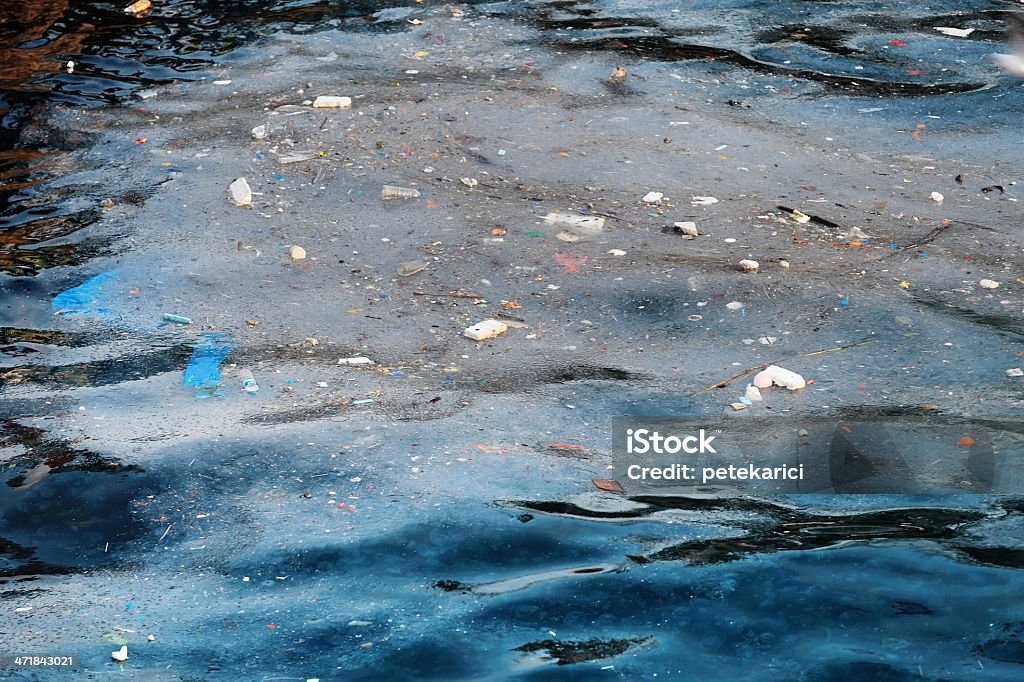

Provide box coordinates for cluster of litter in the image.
[729,365,806,411]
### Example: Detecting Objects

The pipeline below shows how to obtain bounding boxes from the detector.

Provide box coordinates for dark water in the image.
[2,1,1024,679]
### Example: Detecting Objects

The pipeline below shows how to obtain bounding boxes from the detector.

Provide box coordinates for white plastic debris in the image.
[397,260,427,277]
[289,245,306,260]
[791,209,811,223]
[313,95,352,108]
[758,336,778,345]
[738,259,759,272]
[930,191,944,204]
[673,221,699,236]
[278,151,317,164]
[729,402,747,411]
[779,259,791,268]
[381,185,421,199]
[845,227,871,240]
[147,635,156,642]
[543,212,605,236]
[229,177,252,206]
[753,371,773,389]
[338,357,374,366]
[463,320,508,341]
[66,60,75,74]
[251,125,266,140]
[607,249,627,256]
[111,646,128,662]
[460,177,478,188]
[979,279,1000,289]
[691,196,719,206]
[762,364,806,390]
[1006,368,1024,377]
[935,27,974,38]
[745,385,762,401]
[642,191,664,203]
[725,301,744,311]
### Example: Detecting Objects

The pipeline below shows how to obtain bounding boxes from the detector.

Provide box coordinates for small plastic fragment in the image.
[463,320,508,341]
[123,0,151,14]
[935,27,974,38]
[691,196,719,206]
[163,313,192,324]
[289,245,306,260]
[1006,368,1024,377]
[725,301,744,311]
[673,221,699,236]
[592,478,624,493]
[111,645,128,662]
[338,357,374,365]
[397,260,427,277]
[312,95,352,108]
[543,213,605,235]
[979,279,999,289]
[251,125,266,140]
[930,191,944,204]
[642,191,664,203]
[278,152,316,165]
[229,177,252,206]
[229,176,252,205]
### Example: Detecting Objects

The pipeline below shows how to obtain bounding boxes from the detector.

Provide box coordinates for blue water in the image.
[2,1,1024,679]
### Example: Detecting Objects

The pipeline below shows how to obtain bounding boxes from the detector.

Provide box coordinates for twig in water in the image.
[413,291,484,299]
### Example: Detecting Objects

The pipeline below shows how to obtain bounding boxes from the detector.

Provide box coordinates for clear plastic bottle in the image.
[238,368,259,393]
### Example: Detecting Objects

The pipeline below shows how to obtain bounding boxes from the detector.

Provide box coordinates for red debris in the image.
[592,478,624,493]
[553,252,588,273]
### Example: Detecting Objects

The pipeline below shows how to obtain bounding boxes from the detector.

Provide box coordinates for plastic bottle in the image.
[238,368,259,393]
[381,185,421,199]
